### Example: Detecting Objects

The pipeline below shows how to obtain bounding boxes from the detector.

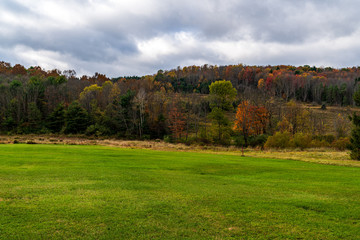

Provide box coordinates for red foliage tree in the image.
[168,105,186,140]
[234,101,269,145]
[11,64,27,75]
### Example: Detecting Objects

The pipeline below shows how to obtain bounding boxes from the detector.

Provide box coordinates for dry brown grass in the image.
[1,135,359,167]
[245,149,360,167]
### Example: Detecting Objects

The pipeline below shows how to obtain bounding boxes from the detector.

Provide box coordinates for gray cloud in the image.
[0,0,359,77]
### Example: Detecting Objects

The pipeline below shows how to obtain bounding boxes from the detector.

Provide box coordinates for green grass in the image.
[0,144,359,239]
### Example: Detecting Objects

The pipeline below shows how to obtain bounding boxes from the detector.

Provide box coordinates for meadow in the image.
[0,144,359,239]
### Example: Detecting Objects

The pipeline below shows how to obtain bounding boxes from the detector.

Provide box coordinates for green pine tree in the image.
[47,103,66,133]
[208,80,237,143]
[64,101,89,134]
[349,87,360,160]
[349,113,360,160]
[28,102,42,132]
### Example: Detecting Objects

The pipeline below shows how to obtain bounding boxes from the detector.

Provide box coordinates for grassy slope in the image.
[0,145,359,239]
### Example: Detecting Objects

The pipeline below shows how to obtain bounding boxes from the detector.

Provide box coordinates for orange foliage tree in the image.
[234,101,269,145]
[168,105,186,140]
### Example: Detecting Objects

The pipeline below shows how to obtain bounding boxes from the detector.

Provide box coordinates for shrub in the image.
[85,125,97,136]
[141,135,150,140]
[248,134,269,148]
[264,131,291,149]
[313,135,335,144]
[291,133,312,149]
[218,131,232,146]
[180,137,197,146]
[183,139,194,146]
[310,139,330,148]
[332,137,350,151]
[233,135,245,147]
[325,135,336,143]
[85,124,109,137]
[163,135,172,143]
[39,127,51,134]
[199,128,211,144]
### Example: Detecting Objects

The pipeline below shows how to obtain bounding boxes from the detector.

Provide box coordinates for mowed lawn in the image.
[0,145,359,239]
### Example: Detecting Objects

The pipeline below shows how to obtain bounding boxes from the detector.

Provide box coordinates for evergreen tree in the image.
[28,102,42,132]
[47,103,65,133]
[354,88,360,106]
[208,80,237,143]
[349,113,360,160]
[102,90,136,137]
[64,101,89,134]
[349,88,360,160]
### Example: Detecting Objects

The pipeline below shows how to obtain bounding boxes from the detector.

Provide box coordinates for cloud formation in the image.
[1,0,359,77]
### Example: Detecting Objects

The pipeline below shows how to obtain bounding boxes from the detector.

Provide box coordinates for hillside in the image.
[1,61,360,148]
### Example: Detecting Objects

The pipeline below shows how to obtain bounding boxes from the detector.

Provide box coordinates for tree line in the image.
[1,61,360,155]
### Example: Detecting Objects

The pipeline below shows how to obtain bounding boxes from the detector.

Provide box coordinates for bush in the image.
[163,135,172,143]
[85,125,98,136]
[198,128,211,144]
[18,122,40,134]
[141,135,150,140]
[264,131,291,149]
[85,124,109,137]
[310,139,330,148]
[291,133,312,149]
[39,127,51,134]
[313,135,335,144]
[332,137,350,151]
[233,135,245,147]
[218,131,232,146]
[180,137,197,146]
[248,135,269,148]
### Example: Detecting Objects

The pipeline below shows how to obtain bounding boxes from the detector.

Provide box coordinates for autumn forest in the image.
[1,61,360,150]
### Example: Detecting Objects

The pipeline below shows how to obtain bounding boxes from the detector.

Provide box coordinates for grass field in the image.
[0,144,359,239]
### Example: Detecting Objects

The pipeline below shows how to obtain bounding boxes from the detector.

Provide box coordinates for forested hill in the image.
[2,62,360,105]
[0,61,359,144]
[156,64,360,105]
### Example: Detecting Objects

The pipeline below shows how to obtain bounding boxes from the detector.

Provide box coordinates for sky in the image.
[1,0,360,77]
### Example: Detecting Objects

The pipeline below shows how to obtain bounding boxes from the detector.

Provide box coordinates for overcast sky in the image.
[1,0,360,77]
